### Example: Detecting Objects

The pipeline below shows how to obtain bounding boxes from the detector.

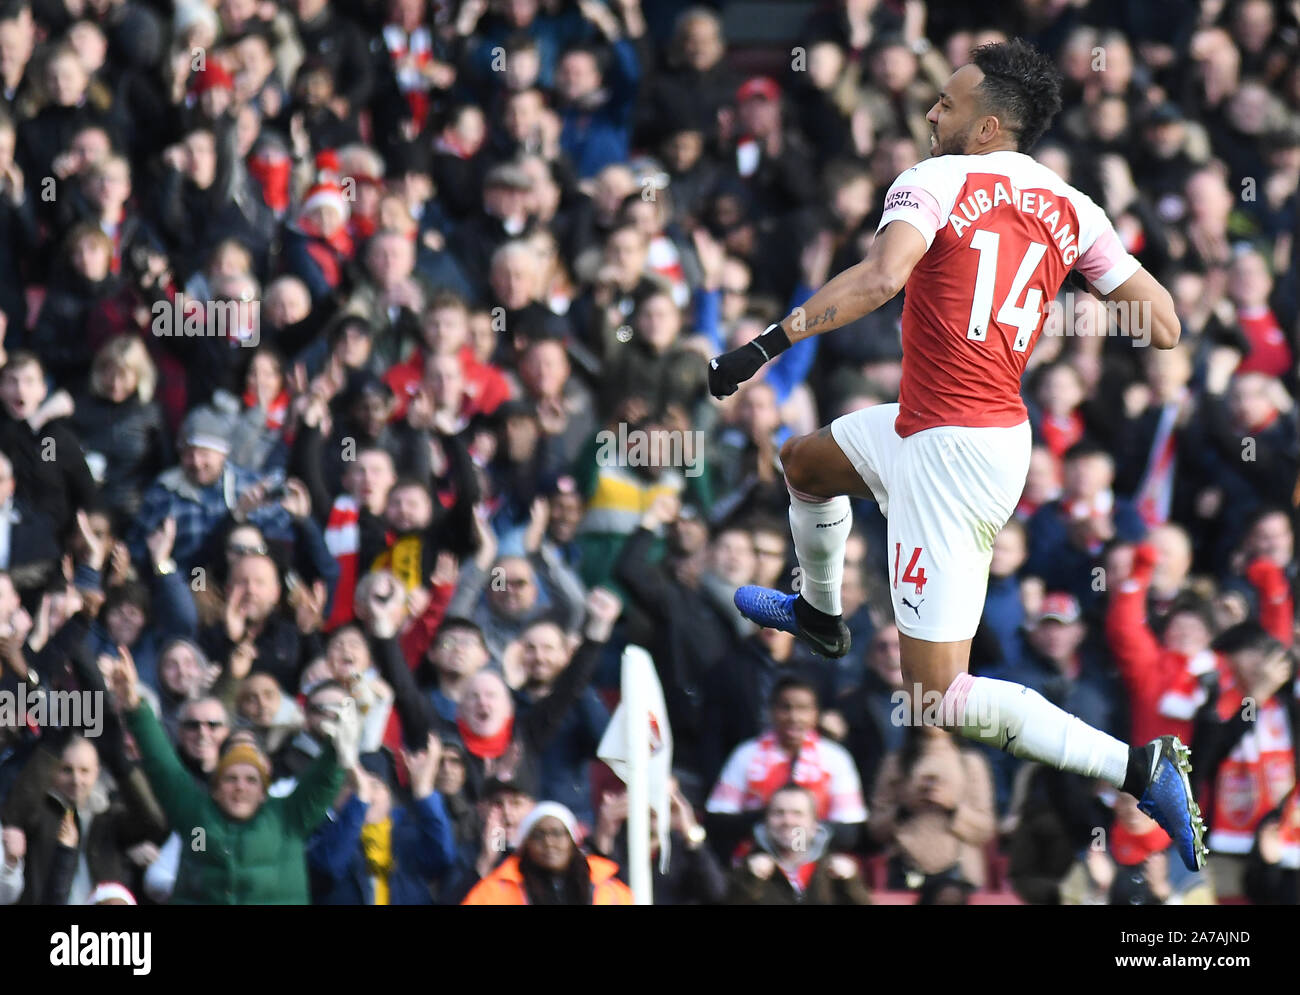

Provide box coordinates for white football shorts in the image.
[830,403,1031,642]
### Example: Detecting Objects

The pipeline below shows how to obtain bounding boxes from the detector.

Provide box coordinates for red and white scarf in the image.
[1209,675,1298,854]
[647,235,689,308]
[1135,393,1184,528]
[324,495,361,630]
[743,732,835,819]
[243,387,290,432]
[383,23,433,130]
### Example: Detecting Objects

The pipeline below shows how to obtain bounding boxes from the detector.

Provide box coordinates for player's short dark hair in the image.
[970,39,1063,153]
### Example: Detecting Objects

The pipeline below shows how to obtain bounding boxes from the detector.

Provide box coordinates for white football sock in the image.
[940,673,1129,788]
[786,483,851,617]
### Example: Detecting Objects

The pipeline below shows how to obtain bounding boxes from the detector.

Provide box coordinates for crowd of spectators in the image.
[0,0,1297,906]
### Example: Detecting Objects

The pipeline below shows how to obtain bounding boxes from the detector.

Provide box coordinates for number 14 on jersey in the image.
[966,228,1048,352]
[893,544,928,595]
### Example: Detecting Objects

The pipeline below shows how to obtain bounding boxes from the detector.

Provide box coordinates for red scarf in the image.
[297,214,355,257]
[243,387,290,432]
[350,211,379,242]
[1041,411,1083,459]
[248,151,292,214]
[323,495,361,630]
[458,716,515,760]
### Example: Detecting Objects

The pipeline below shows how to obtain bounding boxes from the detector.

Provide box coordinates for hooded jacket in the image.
[725,824,871,905]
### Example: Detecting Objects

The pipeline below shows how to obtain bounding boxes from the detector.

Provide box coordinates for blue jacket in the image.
[558,40,639,178]
[307,792,457,905]
[981,573,1025,673]
[517,685,609,826]
[1024,497,1146,608]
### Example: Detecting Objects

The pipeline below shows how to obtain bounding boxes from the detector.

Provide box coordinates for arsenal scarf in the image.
[383,23,433,130]
[744,732,835,820]
[1135,394,1183,528]
[1208,675,1297,854]
[324,495,361,630]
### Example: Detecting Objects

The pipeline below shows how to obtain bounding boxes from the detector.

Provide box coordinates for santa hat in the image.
[314,148,341,179]
[301,181,350,221]
[86,882,138,905]
[191,61,234,95]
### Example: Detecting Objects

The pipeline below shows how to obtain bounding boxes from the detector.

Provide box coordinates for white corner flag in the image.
[597,644,673,902]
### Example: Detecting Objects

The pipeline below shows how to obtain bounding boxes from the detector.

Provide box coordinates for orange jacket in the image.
[462,854,634,906]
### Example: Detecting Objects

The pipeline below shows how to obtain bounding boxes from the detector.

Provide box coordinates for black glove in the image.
[707,323,792,398]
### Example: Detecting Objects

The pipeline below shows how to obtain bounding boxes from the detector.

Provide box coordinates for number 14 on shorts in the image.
[893,544,928,595]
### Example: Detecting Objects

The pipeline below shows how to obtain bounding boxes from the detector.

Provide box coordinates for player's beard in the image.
[931,123,977,157]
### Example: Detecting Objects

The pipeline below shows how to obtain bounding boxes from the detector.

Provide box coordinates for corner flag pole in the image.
[623,649,652,905]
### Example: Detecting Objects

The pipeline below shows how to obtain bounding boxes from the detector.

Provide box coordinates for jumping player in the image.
[706,40,1207,871]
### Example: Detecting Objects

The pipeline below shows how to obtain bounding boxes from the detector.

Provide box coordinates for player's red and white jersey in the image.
[877,150,1141,436]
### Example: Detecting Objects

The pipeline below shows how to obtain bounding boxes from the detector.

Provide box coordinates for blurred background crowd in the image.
[0,0,1297,906]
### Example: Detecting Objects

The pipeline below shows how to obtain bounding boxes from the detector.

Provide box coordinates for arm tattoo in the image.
[806,305,838,330]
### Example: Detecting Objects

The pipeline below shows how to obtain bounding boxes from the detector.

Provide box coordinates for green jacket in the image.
[125,702,344,905]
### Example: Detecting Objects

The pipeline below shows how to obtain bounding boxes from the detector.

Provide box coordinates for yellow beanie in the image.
[212,742,271,788]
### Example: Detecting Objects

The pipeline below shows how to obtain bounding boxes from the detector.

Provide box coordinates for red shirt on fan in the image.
[1235,307,1294,379]
[877,151,1141,437]
[384,345,510,420]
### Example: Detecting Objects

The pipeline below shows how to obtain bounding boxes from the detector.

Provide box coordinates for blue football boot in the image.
[733,586,851,659]
[1137,735,1209,871]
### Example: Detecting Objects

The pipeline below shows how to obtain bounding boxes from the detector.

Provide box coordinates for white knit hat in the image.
[516,801,580,846]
